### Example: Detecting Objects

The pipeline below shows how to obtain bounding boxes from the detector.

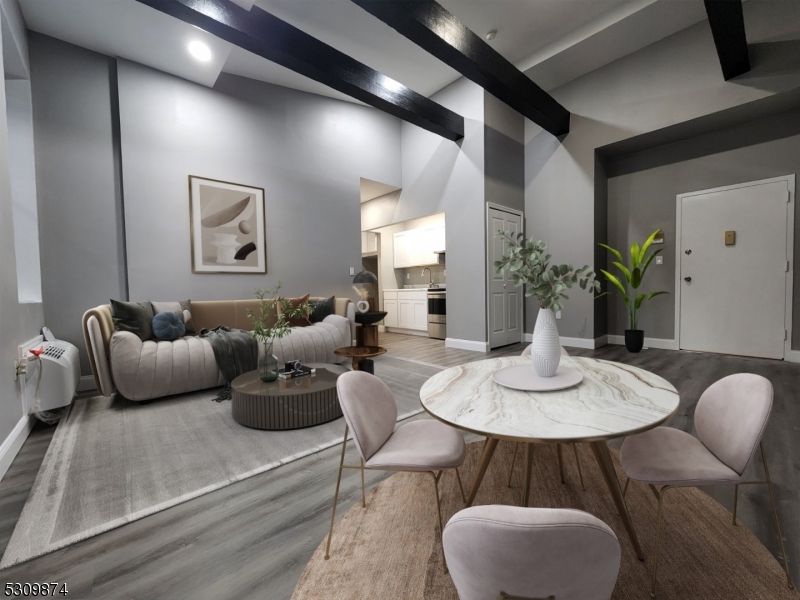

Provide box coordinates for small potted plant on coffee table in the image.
[495,232,601,377]
[598,230,668,353]
[247,282,312,381]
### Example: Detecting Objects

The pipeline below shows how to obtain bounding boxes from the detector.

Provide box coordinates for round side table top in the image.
[333,346,387,360]
[231,364,343,396]
[420,356,679,443]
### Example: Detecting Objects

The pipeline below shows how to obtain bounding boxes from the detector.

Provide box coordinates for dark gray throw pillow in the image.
[152,312,186,341]
[309,296,335,323]
[110,299,154,341]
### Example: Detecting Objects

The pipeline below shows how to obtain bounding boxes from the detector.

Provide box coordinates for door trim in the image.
[674,175,795,359]
[486,203,525,350]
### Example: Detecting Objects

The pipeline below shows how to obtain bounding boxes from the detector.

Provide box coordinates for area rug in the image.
[293,441,798,600]
[1,356,439,568]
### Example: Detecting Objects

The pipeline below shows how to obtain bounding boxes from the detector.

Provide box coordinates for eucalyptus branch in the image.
[494,231,601,313]
[247,282,312,345]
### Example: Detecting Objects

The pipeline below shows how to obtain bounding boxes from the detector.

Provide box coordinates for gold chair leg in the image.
[557,444,565,484]
[430,471,448,573]
[623,476,630,498]
[325,425,349,560]
[507,442,519,487]
[455,467,467,504]
[572,444,585,490]
[651,485,671,599]
[732,484,739,526]
[360,458,366,508]
[761,442,794,590]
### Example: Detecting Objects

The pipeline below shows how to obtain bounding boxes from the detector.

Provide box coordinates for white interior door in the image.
[678,178,792,359]
[488,206,523,349]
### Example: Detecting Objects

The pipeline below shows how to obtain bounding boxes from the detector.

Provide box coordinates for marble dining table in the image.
[419,355,680,560]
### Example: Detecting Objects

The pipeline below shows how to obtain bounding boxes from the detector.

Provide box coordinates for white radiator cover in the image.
[33,341,80,413]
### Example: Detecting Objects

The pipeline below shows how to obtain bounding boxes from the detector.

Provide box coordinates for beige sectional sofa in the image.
[82,297,355,402]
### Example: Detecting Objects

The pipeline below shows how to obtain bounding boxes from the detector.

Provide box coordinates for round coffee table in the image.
[333,346,387,371]
[231,364,346,430]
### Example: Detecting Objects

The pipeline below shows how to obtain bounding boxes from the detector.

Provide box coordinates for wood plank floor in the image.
[1,334,798,598]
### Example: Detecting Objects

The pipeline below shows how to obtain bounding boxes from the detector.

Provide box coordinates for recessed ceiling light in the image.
[486,29,497,41]
[188,41,212,62]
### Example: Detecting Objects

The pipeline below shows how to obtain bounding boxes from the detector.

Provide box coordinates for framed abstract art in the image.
[188,176,267,274]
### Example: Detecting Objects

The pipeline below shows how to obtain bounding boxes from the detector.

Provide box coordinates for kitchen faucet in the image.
[422,267,436,288]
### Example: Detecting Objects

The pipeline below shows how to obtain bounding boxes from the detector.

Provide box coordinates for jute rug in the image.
[293,440,798,600]
[1,356,438,568]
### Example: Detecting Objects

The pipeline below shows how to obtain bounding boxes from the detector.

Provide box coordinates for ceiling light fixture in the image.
[188,40,212,62]
[485,29,497,41]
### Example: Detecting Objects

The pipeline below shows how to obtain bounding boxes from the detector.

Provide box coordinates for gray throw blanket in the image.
[199,326,258,401]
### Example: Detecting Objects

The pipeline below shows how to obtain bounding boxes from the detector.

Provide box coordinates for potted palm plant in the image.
[495,232,600,377]
[598,230,668,353]
[247,282,312,381]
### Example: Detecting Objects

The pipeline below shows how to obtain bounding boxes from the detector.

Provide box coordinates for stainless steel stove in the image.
[427,288,446,339]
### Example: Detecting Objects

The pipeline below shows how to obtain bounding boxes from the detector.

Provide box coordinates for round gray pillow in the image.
[152,311,186,341]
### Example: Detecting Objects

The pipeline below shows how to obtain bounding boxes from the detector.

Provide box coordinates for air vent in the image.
[43,345,66,360]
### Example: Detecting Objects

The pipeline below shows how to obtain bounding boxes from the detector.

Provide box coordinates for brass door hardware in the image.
[725,230,736,245]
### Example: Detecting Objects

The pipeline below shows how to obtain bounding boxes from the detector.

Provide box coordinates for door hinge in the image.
[785,330,788,341]
[787,260,791,272]
[789,190,792,203]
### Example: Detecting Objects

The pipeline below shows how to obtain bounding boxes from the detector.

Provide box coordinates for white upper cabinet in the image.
[361,231,378,254]
[393,224,445,268]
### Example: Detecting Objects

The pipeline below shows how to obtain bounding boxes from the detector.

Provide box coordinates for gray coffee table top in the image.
[231,363,345,397]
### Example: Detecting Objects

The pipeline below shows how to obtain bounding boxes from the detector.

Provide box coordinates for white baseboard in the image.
[523,333,607,349]
[386,327,428,338]
[0,415,35,482]
[607,335,678,350]
[446,338,489,353]
[784,350,800,363]
[77,375,96,393]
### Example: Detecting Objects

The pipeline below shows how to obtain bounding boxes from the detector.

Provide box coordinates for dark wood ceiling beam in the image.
[351,0,570,138]
[704,0,750,80]
[135,0,465,141]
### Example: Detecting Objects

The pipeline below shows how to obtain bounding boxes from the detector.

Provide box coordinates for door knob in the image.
[684,277,692,282]
[503,283,507,288]
[685,249,692,255]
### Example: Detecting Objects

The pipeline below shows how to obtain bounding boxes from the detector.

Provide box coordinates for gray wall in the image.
[485,92,524,214]
[607,132,800,346]
[29,34,126,374]
[117,60,401,303]
[0,4,44,459]
[525,3,798,340]
[395,77,486,344]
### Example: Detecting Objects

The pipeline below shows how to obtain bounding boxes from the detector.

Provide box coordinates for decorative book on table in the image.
[278,365,316,380]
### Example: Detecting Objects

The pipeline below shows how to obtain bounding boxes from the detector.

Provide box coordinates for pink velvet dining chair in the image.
[325,370,467,571]
[510,345,585,494]
[619,373,793,597]
[443,504,621,600]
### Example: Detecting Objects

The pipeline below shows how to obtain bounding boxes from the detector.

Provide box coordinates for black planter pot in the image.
[625,329,644,353]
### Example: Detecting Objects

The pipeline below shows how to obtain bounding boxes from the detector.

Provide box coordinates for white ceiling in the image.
[18,0,708,104]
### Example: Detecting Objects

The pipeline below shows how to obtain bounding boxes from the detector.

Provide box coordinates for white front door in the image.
[488,206,523,349]
[678,177,793,359]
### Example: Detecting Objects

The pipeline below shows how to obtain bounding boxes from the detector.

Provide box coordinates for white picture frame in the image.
[189,175,267,274]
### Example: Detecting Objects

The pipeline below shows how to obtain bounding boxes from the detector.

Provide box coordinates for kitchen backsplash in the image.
[402,264,446,286]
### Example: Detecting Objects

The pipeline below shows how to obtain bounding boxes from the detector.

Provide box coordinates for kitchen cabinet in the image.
[393,224,445,268]
[361,231,378,255]
[383,289,428,332]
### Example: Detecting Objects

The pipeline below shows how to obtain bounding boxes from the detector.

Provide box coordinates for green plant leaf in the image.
[630,242,641,269]
[631,267,642,288]
[600,269,629,306]
[612,261,632,282]
[647,290,669,300]
[640,229,660,257]
[640,247,663,277]
[598,243,623,263]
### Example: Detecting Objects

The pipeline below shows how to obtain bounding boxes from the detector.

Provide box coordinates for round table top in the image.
[231,364,344,397]
[420,356,680,443]
[333,346,387,359]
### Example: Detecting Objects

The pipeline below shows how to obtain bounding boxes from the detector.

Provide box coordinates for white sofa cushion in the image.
[109,315,352,401]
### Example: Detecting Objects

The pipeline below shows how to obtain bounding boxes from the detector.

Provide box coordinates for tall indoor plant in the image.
[495,232,600,377]
[247,282,311,381]
[598,229,668,353]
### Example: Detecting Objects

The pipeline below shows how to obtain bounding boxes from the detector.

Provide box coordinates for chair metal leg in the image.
[507,442,519,487]
[455,467,467,504]
[651,486,671,598]
[557,444,565,484]
[360,458,366,508]
[623,476,630,498]
[430,471,448,573]
[732,484,739,526]
[572,444,585,490]
[761,442,794,590]
[522,443,535,507]
[325,425,349,560]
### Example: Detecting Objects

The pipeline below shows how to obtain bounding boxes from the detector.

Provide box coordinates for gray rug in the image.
[1,356,440,568]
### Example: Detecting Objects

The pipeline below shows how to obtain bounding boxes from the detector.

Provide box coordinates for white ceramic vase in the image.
[531,307,561,377]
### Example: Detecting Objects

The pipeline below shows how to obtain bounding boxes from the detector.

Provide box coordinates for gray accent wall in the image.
[607,132,800,347]
[484,92,524,214]
[29,34,126,375]
[525,5,800,340]
[117,60,401,303]
[395,77,486,344]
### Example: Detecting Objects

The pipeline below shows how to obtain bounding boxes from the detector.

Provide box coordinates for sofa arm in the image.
[85,315,115,396]
[109,331,145,400]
